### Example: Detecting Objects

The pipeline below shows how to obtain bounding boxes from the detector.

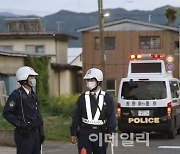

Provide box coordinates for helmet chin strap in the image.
[90,81,100,92]
[22,80,32,90]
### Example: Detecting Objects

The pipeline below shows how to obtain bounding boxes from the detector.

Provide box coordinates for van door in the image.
[169,81,180,130]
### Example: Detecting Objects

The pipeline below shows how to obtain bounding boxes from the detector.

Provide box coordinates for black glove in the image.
[19,122,31,137]
[40,134,45,144]
[38,127,45,144]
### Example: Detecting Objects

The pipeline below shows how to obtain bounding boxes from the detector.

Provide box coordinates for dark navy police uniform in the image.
[3,86,44,154]
[70,90,116,154]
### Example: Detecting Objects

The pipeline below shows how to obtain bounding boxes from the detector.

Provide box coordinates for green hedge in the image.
[41,94,80,117]
[24,56,49,107]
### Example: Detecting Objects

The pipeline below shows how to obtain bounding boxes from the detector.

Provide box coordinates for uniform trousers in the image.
[14,128,40,154]
[78,127,108,154]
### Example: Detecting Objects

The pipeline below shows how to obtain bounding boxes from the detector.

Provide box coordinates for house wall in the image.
[49,69,78,96]
[0,55,24,74]
[60,70,77,94]
[82,30,179,95]
[56,40,68,64]
[49,68,60,96]
[0,37,69,96]
[0,38,68,64]
[0,55,24,95]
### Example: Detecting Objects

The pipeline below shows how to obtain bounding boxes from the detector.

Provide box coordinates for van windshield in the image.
[121,81,167,100]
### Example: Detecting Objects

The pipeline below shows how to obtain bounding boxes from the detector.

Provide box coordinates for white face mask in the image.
[86,81,96,90]
[29,78,36,87]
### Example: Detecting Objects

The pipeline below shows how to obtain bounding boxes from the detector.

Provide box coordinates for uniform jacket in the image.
[70,90,116,136]
[3,86,43,131]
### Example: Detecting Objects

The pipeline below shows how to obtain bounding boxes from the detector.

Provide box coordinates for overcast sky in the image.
[0,0,179,16]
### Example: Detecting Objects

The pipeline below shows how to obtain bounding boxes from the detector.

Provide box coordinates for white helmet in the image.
[16,66,38,81]
[83,68,103,82]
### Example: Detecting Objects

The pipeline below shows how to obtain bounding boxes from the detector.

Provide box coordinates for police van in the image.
[117,54,180,139]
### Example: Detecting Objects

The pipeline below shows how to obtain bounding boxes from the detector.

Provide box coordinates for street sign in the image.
[166,55,174,63]
[166,63,175,71]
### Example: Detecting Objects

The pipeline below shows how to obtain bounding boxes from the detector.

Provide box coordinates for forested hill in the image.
[0,5,179,47]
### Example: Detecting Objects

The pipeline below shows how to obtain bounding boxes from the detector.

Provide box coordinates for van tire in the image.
[168,123,176,139]
[177,128,180,134]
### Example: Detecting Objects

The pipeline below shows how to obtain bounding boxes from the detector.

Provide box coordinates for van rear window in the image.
[131,63,161,73]
[121,81,167,100]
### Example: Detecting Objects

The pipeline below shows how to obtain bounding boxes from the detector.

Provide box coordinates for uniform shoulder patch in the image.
[9,101,15,108]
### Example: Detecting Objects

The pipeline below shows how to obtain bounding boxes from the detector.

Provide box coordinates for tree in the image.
[164,8,178,26]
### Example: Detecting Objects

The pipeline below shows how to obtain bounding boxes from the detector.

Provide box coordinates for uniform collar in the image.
[22,86,31,95]
[91,89,101,98]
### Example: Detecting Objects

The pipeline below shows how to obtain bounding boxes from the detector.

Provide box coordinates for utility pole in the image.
[56,21,65,32]
[98,0,106,90]
[178,24,180,79]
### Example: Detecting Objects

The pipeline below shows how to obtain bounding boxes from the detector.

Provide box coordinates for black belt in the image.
[31,126,39,129]
[31,128,39,131]
[81,123,106,130]
[16,126,39,131]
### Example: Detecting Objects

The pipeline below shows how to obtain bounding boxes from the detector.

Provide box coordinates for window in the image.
[107,79,116,98]
[95,37,115,50]
[139,36,160,50]
[170,81,179,98]
[174,41,179,55]
[95,37,100,50]
[131,63,161,73]
[0,74,19,96]
[0,45,13,51]
[26,45,44,53]
[105,37,115,50]
[121,81,167,100]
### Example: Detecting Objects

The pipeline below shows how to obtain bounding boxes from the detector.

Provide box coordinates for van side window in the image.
[170,81,179,98]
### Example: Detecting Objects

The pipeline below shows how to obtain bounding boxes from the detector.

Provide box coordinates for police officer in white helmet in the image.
[70,68,116,154]
[3,66,44,154]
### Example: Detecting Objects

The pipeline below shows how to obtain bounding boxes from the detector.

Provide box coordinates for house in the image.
[68,48,83,93]
[68,48,82,67]
[0,49,45,95]
[0,18,81,96]
[77,18,180,98]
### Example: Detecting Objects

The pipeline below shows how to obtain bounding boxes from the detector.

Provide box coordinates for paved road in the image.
[1,133,180,154]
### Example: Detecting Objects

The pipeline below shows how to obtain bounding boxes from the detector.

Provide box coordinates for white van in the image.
[117,54,180,139]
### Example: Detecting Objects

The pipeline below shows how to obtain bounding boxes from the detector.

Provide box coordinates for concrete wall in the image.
[0,55,24,75]
[49,68,60,96]
[49,68,79,96]
[0,38,57,63]
[0,38,69,64]
[60,70,77,94]
[56,40,67,64]
[0,130,15,146]
[0,37,70,96]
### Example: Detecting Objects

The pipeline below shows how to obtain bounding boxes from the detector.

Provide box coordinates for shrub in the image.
[24,56,49,106]
[41,94,80,117]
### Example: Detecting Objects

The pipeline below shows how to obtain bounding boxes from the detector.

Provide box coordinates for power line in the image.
[76,0,81,13]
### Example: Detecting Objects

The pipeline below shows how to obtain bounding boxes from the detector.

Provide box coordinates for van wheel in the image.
[177,128,180,134]
[168,125,176,139]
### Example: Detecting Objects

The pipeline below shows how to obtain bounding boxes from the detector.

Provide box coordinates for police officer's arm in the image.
[105,94,116,134]
[70,95,83,136]
[35,96,45,144]
[36,97,44,128]
[3,91,22,127]
[38,110,45,144]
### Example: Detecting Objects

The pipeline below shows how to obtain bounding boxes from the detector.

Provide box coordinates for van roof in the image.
[127,59,172,78]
